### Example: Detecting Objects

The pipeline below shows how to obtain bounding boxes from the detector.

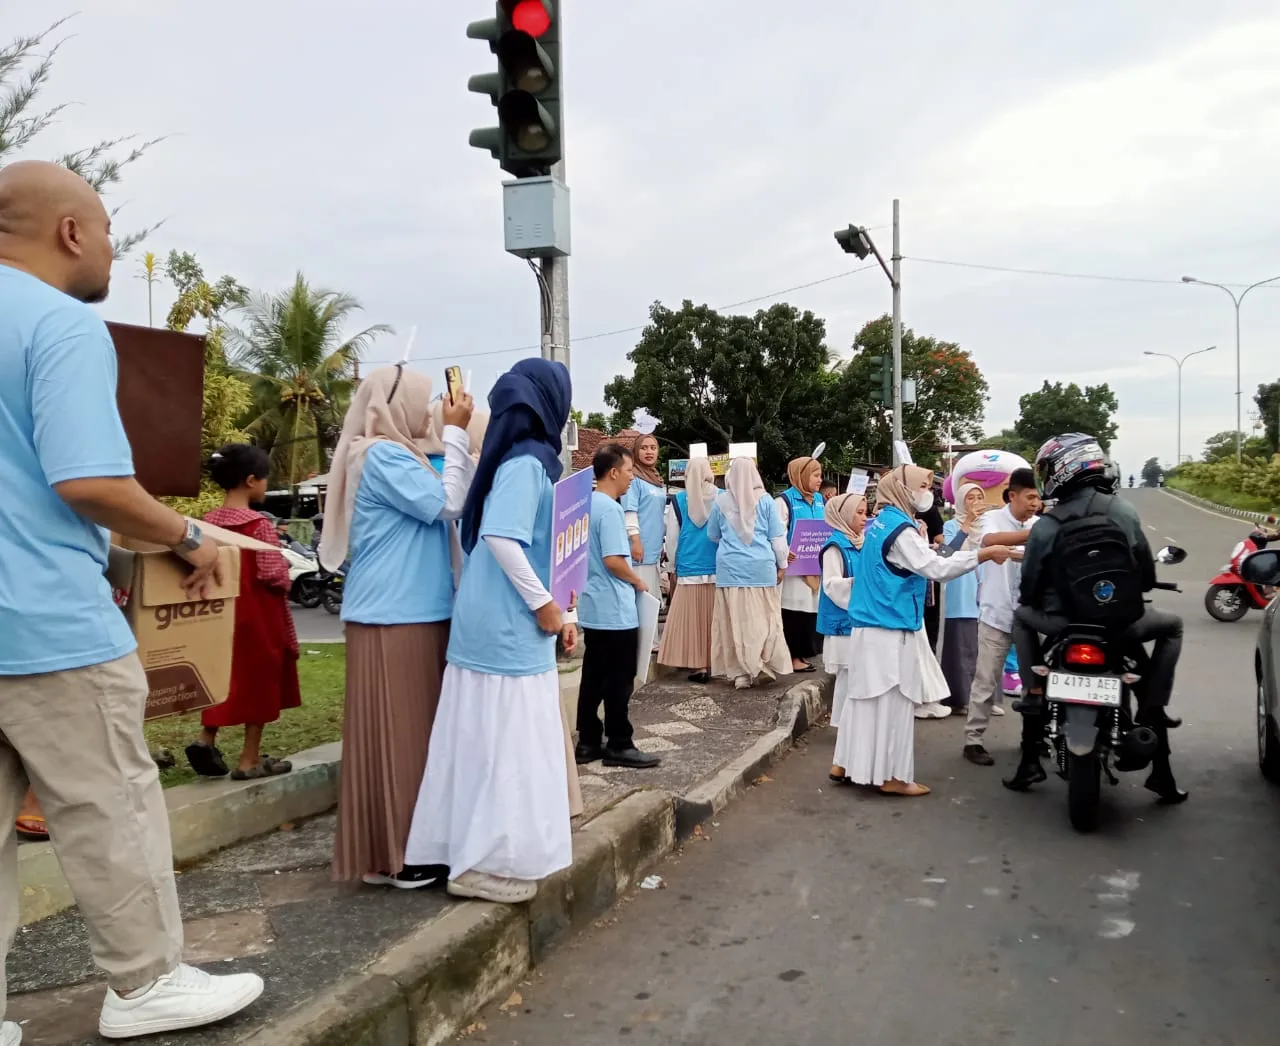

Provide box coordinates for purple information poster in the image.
[550,468,594,608]
[786,519,831,577]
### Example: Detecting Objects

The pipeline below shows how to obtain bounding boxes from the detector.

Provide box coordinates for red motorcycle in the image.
[1205,518,1279,622]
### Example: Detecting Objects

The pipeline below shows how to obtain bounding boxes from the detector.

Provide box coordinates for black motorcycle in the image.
[1038,546,1185,832]
[321,567,345,616]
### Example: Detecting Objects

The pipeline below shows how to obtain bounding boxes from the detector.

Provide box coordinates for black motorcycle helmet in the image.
[1033,433,1110,501]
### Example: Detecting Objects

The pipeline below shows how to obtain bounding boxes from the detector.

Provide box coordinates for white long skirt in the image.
[832,688,917,786]
[829,665,850,725]
[404,665,572,881]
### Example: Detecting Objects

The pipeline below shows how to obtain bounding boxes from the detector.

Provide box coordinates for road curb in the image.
[1163,486,1275,524]
[234,673,833,1046]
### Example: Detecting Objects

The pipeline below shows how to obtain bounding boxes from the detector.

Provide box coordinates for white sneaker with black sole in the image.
[98,963,263,1039]
[2,1020,22,1046]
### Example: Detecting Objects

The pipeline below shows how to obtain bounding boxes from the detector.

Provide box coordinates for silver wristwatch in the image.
[173,519,203,554]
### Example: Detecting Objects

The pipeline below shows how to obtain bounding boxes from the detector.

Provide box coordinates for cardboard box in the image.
[107,520,278,720]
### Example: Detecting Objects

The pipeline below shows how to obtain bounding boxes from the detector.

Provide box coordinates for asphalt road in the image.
[294,604,344,643]
[470,490,1280,1046]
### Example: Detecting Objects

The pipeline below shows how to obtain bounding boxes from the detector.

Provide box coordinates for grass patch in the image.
[145,644,346,788]
[1166,476,1278,515]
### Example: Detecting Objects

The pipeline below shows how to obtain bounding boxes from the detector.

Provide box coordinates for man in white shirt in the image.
[962,469,1041,766]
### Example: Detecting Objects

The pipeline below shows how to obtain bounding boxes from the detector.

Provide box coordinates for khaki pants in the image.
[965,622,1012,746]
[1,654,183,1017]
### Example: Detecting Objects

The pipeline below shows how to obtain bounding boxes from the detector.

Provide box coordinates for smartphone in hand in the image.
[445,365,464,405]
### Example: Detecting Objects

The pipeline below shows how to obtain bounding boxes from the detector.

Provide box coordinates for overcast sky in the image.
[19,0,1280,475]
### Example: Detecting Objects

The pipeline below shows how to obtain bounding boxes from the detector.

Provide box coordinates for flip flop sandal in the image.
[16,815,49,841]
[229,764,264,781]
[185,742,230,777]
[794,664,817,674]
[260,755,293,776]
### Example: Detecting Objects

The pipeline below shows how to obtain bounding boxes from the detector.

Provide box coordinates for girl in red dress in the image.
[185,444,301,780]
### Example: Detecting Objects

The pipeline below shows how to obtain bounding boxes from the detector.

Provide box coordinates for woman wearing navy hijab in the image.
[404,359,578,905]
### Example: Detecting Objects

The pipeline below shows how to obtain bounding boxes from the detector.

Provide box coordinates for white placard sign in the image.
[728,442,758,460]
[847,473,870,496]
[689,442,709,460]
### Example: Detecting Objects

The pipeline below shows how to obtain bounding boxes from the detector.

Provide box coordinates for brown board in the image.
[108,322,205,498]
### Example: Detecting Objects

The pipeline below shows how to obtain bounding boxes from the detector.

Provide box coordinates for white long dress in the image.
[820,545,854,724]
[833,529,980,786]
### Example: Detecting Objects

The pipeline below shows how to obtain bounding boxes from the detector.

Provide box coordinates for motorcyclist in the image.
[1005,433,1187,804]
[1250,516,1280,550]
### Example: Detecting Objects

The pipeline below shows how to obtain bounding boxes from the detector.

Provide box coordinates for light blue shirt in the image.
[621,476,665,566]
[341,442,453,626]
[447,455,556,677]
[579,491,638,631]
[942,519,979,620]
[0,265,138,675]
[707,494,785,588]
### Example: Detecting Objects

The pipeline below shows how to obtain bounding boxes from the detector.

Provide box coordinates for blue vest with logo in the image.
[781,487,825,543]
[670,491,717,577]
[848,505,928,632]
[816,534,860,637]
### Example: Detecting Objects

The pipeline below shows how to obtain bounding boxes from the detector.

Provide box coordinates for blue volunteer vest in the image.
[781,487,825,543]
[816,534,860,637]
[670,491,717,577]
[847,505,928,632]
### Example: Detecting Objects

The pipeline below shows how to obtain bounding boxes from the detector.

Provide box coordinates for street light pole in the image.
[890,199,903,455]
[1181,274,1280,463]
[1143,345,1216,467]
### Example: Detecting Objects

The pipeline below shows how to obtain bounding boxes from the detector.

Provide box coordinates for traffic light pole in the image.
[539,159,573,476]
[890,199,903,461]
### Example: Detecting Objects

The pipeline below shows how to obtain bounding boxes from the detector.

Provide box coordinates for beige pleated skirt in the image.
[657,582,715,670]
[333,621,449,881]
[710,586,793,684]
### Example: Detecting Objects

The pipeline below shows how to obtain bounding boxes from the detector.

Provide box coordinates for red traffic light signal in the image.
[511,0,551,37]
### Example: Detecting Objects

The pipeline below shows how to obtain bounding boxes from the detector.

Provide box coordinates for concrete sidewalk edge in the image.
[233,674,833,1046]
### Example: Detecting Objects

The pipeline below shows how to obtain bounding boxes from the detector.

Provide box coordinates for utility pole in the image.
[890,199,903,456]
[540,158,573,475]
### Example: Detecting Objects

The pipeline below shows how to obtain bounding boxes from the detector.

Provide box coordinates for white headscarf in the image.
[719,456,766,544]
[683,457,717,527]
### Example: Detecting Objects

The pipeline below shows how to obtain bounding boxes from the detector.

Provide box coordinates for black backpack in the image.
[1046,492,1144,628]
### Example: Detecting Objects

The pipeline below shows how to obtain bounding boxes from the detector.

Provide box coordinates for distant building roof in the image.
[571,428,642,471]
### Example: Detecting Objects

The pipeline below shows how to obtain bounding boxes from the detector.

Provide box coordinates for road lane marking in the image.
[1160,488,1257,525]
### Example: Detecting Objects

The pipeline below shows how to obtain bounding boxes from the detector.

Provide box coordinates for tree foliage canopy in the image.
[1014,381,1119,452]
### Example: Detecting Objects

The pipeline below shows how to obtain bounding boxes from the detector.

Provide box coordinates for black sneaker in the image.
[963,744,995,766]
[575,742,606,765]
[602,747,661,769]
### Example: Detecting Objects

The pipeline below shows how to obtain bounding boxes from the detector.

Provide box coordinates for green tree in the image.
[1201,429,1271,463]
[1,17,162,255]
[603,300,837,482]
[1014,381,1119,452]
[583,411,609,432]
[984,427,1037,458]
[1141,457,1163,488]
[835,316,989,467]
[161,252,253,516]
[1256,380,1280,456]
[226,274,391,487]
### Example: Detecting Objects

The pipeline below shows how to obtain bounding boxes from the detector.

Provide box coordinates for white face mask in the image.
[913,488,935,513]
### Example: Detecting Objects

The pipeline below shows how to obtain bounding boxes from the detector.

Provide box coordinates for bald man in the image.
[0,161,263,1042]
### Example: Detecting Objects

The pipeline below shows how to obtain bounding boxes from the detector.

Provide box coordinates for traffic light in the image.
[468,0,562,177]
[834,225,872,259]
[867,355,892,405]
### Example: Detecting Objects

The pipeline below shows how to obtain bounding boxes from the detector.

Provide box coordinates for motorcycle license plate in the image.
[1047,672,1121,707]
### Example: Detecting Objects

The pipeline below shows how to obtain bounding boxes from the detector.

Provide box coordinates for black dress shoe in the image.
[1003,758,1048,791]
[1145,773,1189,805]
[1139,708,1182,730]
[963,744,995,766]
[603,747,661,769]
[575,743,605,765]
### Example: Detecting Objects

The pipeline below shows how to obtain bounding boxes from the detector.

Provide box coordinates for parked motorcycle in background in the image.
[282,545,325,609]
[1205,517,1280,622]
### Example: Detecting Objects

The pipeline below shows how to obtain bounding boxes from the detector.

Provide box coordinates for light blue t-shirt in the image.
[707,493,785,588]
[579,491,638,631]
[341,441,453,626]
[447,455,556,677]
[942,519,979,621]
[621,476,665,566]
[0,265,138,675]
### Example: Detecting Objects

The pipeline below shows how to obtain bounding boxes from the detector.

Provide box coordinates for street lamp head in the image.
[1143,351,1157,356]
[1180,276,1197,284]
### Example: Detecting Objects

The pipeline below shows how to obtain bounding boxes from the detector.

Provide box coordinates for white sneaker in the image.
[98,963,264,1039]
[991,705,1006,716]
[1,1020,21,1046]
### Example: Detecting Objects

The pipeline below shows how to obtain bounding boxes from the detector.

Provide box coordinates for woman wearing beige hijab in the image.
[817,492,867,784]
[832,465,1014,796]
[657,456,719,682]
[776,456,826,672]
[320,365,477,887]
[707,456,792,689]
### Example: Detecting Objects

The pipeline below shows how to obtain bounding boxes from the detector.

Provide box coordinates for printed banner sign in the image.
[550,467,594,608]
[847,473,870,496]
[786,519,831,577]
[668,453,734,480]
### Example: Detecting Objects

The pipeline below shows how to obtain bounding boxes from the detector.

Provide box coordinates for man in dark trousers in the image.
[574,443,660,769]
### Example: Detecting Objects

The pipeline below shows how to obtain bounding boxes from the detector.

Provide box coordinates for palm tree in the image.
[226,273,391,488]
[137,251,162,325]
